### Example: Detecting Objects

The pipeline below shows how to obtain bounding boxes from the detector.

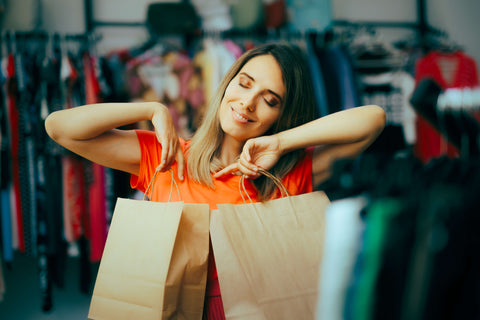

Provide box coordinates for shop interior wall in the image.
[1,0,480,75]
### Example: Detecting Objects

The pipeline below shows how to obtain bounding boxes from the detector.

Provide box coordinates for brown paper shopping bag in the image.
[210,171,330,319]
[162,203,210,319]
[88,169,209,320]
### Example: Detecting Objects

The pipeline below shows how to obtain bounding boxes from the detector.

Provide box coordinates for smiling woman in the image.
[219,55,283,148]
[44,42,385,320]
[188,43,321,197]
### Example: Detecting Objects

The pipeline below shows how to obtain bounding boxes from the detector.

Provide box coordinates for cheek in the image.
[259,109,281,128]
[223,83,238,100]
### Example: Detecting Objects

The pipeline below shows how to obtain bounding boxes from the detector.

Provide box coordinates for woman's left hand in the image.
[214,135,282,179]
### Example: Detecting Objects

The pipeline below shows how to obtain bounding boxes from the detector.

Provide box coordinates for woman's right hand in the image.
[151,104,185,180]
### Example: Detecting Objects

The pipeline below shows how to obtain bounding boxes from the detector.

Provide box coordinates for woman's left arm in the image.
[278,105,386,186]
[216,105,386,186]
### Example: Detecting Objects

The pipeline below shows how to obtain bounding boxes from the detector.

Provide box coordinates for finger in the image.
[159,138,171,171]
[242,140,254,162]
[165,139,176,168]
[176,148,185,181]
[155,133,167,170]
[164,137,180,172]
[213,163,240,178]
[238,157,258,176]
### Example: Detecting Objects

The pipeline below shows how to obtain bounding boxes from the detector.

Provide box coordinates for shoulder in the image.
[281,148,313,195]
[289,148,314,176]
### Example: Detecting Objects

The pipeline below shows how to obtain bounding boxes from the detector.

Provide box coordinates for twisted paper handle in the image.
[239,168,290,203]
[143,166,181,202]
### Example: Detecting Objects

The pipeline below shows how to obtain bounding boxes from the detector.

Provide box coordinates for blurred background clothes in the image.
[1,1,480,319]
[286,0,332,31]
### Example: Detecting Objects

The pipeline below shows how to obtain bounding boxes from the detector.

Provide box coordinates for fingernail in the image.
[179,175,184,181]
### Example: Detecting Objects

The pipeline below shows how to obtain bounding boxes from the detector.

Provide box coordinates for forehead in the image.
[239,55,285,97]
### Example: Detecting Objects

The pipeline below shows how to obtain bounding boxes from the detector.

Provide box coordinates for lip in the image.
[231,107,252,124]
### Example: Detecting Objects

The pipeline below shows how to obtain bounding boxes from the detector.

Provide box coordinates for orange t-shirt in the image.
[130,129,313,296]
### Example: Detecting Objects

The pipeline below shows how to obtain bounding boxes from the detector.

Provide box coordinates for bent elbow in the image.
[369,105,387,135]
[44,111,63,143]
[44,113,56,140]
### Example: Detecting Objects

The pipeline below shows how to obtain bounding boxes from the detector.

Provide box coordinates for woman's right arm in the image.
[45,102,184,178]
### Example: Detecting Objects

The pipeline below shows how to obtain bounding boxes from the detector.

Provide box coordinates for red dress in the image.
[414,50,479,163]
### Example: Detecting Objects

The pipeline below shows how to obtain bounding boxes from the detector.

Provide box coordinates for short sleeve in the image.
[130,130,162,193]
[130,130,188,193]
[281,148,313,196]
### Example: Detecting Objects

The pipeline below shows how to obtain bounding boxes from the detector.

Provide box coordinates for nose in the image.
[240,95,256,112]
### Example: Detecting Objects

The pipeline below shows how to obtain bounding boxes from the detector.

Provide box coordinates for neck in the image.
[219,135,244,166]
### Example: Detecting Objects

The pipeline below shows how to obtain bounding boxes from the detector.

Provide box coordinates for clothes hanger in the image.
[347,26,407,73]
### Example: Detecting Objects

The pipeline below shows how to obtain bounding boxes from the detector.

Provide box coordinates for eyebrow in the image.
[239,72,283,102]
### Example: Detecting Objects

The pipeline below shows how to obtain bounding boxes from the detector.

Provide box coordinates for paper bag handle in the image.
[239,168,290,203]
[143,166,181,202]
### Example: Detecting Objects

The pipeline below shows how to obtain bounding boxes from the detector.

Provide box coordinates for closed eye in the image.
[264,99,276,107]
[239,76,251,88]
[264,95,280,107]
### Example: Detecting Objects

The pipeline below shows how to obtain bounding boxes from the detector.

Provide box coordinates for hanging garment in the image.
[16,49,39,257]
[360,71,416,144]
[286,0,332,31]
[230,0,263,30]
[306,35,329,118]
[410,79,480,157]
[317,45,360,114]
[344,197,413,320]
[414,50,480,163]
[325,153,480,320]
[37,51,67,311]
[264,0,287,29]
[1,189,12,263]
[6,53,25,253]
[191,0,233,32]
[0,62,14,263]
[316,196,367,320]
[61,55,86,251]
[0,254,4,302]
[83,52,107,263]
[358,71,416,154]
[123,46,203,138]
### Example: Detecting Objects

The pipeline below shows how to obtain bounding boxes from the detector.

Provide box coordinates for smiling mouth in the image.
[231,107,252,123]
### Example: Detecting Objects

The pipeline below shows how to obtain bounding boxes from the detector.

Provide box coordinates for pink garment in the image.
[223,39,243,59]
[173,52,194,99]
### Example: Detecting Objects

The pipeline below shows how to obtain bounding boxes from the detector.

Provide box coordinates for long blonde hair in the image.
[187,43,316,200]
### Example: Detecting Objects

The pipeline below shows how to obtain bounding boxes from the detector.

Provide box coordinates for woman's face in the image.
[219,54,285,143]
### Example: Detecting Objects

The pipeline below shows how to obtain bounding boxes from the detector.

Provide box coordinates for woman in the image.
[45,43,385,319]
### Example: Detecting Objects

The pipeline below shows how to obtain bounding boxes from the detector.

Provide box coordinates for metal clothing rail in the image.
[84,0,145,32]
[8,30,97,41]
[84,0,442,37]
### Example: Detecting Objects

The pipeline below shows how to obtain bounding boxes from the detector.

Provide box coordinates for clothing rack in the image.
[1,30,99,42]
[1,31,100,50]
[83,0,444,40]
[0,31,102,58]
